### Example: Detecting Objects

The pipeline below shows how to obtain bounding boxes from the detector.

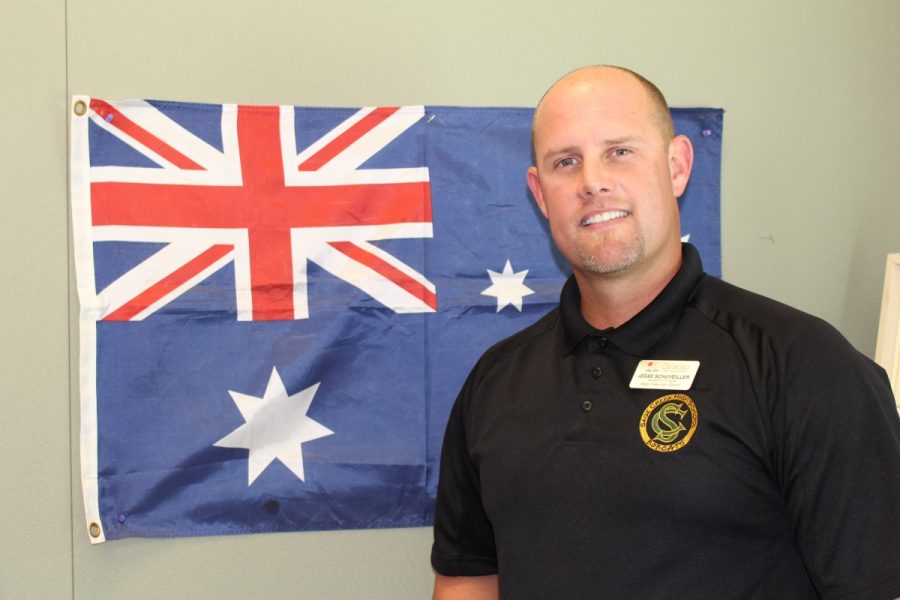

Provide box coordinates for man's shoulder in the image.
[474,307,563,375]
[691,274,853,352]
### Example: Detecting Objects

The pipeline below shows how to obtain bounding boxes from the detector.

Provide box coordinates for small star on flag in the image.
[481,259,535,312]
[215,367,333,485]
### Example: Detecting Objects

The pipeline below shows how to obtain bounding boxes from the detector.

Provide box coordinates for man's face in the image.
[527,70,691,281]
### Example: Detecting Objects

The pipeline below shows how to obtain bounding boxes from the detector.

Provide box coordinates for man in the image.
[431,66,900,599]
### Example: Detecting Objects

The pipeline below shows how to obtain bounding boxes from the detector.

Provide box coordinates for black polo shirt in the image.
[432,244,900,599]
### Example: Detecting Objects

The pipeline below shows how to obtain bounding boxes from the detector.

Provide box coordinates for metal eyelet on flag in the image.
[73,100,87,116]
[88,522,101,538]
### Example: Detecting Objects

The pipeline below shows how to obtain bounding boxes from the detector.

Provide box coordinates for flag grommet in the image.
[88,522,101,538]
[73,100,87,116]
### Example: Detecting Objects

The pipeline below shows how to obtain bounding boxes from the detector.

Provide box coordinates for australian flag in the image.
[70,97,722,542]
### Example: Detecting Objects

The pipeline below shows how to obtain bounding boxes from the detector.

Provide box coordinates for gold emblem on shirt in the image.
[639,394,698,452]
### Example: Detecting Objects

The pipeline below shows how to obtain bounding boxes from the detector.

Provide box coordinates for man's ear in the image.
[527,166,549,219]
[668,134,694,198]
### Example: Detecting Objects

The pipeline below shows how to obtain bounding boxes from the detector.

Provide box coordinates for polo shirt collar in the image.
[560,243,705,357]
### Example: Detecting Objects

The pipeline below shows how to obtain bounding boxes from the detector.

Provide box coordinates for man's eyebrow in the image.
[603,136,643,146]
[540,146,580,162]
[540,136,645,162]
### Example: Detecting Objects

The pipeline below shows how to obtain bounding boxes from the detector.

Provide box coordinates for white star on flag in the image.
[481,259,535,312]
[214,367,333,485]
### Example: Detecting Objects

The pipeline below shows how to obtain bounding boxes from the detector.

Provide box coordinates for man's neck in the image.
[575,249,682,330]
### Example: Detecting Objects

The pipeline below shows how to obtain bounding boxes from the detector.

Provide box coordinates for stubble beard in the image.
[575,230,644,275]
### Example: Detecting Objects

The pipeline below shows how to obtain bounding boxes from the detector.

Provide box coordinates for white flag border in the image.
[71,95,105,543]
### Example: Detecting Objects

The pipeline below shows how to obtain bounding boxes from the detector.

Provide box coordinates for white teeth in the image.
[582,210,629,226]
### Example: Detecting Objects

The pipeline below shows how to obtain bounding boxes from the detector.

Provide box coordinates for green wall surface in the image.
[1,1,898,598]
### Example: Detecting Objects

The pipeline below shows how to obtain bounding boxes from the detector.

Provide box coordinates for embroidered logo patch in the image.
[639,394,698,452]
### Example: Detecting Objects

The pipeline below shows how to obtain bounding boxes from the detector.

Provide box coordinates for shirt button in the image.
[581,400,593,412]
[591,366,602,378]
[598,337,609,348]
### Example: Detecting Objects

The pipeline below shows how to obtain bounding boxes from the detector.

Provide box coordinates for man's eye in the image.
[556,157,577,168]
[612,148,632,157]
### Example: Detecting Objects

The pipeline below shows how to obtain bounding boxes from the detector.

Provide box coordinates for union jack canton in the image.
[78,99,435,322]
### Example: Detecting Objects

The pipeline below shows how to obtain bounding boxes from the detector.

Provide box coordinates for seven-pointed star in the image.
[214,367,333,485]
[481,259,534,312]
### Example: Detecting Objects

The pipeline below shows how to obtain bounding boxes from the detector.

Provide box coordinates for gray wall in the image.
[2,0,898,598]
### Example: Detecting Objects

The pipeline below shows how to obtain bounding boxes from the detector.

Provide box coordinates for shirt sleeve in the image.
[774,321,900,600]
[431,367,499,577]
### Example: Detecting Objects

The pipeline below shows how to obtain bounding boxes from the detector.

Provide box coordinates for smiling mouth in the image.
[581,210,630,226]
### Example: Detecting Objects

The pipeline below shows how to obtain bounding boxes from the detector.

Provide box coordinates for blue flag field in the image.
[70,97,722,542]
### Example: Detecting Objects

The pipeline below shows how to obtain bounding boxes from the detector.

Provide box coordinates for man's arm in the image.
[770,320,900,598]
[433,574,499,600]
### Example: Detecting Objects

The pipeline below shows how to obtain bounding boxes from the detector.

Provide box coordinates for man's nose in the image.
[579,159,613,198]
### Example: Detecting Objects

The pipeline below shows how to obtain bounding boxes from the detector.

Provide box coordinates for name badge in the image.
[629,360,699,390]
